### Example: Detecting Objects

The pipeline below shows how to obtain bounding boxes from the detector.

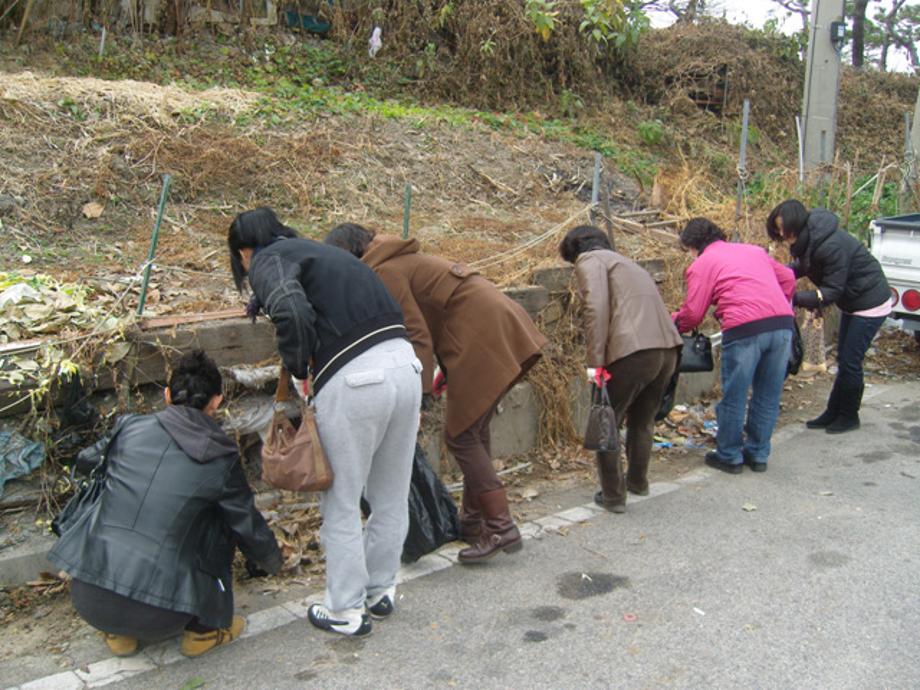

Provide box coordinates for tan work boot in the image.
[103,633,139,657]
[180,615,246,658]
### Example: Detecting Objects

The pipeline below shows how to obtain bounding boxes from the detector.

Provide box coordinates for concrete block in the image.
[637,259,666,283]
[74,656,156,687]
[436,543,464,564]
[518,522,543,540]
[142,639,184,666]
[531,266,573,293]
[491,382,540,457]
[281,595,320,619]
[241,605,298,638]
[555,506,596,523]
[540,300,565,326]
[533,515,573,533]
[676,367,719,404]
[18,672,83,690]
[396,553,453,584]
[0,538,55,587]
[503,286,549,319]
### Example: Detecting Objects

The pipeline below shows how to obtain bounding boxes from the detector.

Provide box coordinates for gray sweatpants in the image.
[313,338,422,612]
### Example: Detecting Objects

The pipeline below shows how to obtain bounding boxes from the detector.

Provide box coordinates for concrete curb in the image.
[3,471,705,690]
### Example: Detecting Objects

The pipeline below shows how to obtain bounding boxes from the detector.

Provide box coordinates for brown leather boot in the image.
[459,490,482,543]
[596,451,625,511]
[458,488,522,564]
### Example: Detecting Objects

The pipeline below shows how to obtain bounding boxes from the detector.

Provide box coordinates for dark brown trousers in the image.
[445,398,502,520]
[597,346,679,504]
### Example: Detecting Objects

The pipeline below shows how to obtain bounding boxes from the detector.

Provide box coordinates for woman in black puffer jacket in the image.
[767,199,892,434]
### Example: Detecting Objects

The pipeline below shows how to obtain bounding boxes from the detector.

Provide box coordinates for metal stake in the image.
[137,174,172,316]
[402,183,412,239]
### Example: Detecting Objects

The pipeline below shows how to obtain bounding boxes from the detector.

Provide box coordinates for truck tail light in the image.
[902,289,920,312]
[891,288,899,307]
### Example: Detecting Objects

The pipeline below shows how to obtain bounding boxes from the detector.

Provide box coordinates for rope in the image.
[469,205,593,271]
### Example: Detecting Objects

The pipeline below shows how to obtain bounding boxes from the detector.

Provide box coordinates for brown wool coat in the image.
[363,236,547,437]
[574,249,682,368]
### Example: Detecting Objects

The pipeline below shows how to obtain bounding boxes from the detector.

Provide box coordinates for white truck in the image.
[870,213,920,345]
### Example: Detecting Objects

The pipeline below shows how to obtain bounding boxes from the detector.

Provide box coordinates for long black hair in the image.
[766,199,809,242]
[228,207,298,291]
[168,350,222,410]
[324,223,375,258]
[558,225,612,264]
[679,217,727,253]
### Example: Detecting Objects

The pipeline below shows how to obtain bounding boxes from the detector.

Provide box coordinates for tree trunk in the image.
[851,0,870,68]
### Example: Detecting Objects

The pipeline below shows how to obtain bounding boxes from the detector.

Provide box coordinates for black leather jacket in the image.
[49,405,281,629]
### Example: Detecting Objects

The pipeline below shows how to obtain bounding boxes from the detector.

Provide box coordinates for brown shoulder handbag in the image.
[261,365,333,492]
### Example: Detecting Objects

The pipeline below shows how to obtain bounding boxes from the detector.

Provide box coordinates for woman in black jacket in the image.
[49,351,282,658]
[767,200,892,433]
[228,207,421,638]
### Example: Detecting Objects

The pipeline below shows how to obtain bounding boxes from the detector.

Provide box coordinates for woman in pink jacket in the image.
[673,218,796,474]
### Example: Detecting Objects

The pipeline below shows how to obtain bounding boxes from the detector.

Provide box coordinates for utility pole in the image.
[801,0,846,179]
[903,87,920,212]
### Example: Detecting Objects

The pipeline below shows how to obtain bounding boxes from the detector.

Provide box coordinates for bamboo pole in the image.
[14,0,34,46]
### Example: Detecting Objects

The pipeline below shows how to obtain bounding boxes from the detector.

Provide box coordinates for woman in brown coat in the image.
[559,225,682,511]
[326,224,546,563]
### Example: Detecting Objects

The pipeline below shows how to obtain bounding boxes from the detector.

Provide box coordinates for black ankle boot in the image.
[826,414,860,434]
[806,408,837,429]
[807,379,842,429]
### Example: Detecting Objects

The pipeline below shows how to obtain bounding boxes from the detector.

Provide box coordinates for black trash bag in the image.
[655,370,680,422]
[402,445,459,563]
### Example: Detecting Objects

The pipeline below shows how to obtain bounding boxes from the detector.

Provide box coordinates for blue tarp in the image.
[0,431,45,498]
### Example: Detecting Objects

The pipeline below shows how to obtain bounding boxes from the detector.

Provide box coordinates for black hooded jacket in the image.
[790,209,890,313]
[49,406,281,629]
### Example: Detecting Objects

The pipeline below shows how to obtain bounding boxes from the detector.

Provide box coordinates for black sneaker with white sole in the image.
[307,604,372,637]
[367,593,394,620]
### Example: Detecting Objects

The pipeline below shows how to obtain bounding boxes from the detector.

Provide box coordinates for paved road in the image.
[13,382,920,690]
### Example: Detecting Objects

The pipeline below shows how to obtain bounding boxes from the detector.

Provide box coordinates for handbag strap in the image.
[274,364,289,404]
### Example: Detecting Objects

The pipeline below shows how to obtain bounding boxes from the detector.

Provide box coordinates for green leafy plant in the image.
[525,0,559,41]
[637,119,665,146]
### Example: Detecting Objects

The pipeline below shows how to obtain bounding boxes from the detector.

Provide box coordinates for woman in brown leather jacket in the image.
[559,225,682,512]
[326,224,546,563]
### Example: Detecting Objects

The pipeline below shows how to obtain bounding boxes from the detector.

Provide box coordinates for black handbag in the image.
[583,384,619,452]
[679,331,714,373]
[51,417,128,537]
[787,319,804,378]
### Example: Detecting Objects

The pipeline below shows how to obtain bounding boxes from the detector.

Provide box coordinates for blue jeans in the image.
[836,312,886,392]
[715,328,792,464]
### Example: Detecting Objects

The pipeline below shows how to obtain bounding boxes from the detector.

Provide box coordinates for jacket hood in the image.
[792,209,838,258]
[363,235,419,269]
[155,405,238,464]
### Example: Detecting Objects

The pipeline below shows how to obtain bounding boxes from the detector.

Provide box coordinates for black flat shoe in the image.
[705,451,743,475]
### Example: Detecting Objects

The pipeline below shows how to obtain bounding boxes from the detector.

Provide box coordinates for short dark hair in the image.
[227,207,298,291]
[167,350,222,410]
[324,223,375,258]
[679,217,727,252]
[766,199,808,241]
[558,225,611,263]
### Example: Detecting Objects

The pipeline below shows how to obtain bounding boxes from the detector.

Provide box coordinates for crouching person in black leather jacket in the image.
[48,351,282,659]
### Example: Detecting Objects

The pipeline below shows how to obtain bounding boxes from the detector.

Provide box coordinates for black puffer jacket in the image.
[48,406,281,629]
[248,237,406,392]
[790,209,891,313]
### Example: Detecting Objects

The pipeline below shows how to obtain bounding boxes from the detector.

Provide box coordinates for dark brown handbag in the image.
[261,366,333,492]
[583,383,619,453]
